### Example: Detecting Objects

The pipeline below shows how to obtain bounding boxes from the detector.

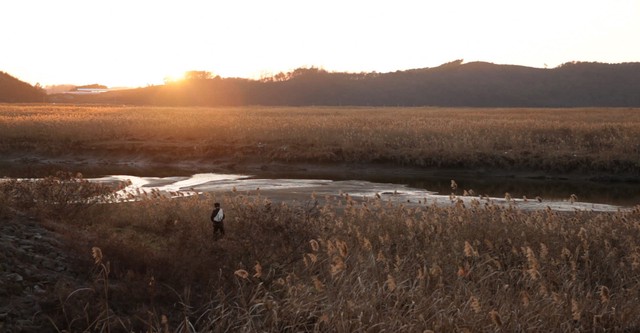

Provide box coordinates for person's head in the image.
[214,202,220,208]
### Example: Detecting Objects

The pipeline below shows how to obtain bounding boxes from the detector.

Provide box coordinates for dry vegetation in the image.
[2,105,640,331]
[2,175,640,332]
[1,104,639,175]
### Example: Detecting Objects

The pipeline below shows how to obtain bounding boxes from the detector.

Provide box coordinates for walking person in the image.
[210,202,225,240]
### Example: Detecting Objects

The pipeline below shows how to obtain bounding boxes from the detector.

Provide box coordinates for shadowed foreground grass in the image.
[1,105,640,176]
[2,174,640,332]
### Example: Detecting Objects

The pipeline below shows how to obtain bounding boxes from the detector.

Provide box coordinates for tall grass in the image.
[1,105,640,174]
[3,175,639,331]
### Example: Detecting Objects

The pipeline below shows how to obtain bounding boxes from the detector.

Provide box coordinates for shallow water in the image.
[90,173,630,212]
[1,161,638,208]
[248,166,640,207]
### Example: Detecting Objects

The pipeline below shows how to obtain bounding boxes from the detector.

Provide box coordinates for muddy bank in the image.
[1,149,638,180]
[2,152,639,183]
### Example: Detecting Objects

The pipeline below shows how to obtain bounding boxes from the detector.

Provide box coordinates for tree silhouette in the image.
[184,71,214,80]
[47,61,640,107]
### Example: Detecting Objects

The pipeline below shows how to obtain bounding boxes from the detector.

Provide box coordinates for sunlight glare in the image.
[163,71,186,84]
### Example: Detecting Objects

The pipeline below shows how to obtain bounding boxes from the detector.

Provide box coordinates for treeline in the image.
[0,71,45,102]
[65,61,640,107]
[11,61,640,107]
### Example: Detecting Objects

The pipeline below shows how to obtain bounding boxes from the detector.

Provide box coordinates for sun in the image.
[163,72,187,84]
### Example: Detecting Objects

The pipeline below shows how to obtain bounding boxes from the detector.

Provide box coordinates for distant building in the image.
[67,87,109,94]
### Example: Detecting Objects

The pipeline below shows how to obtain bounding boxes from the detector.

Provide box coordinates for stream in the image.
[2,161,638,211]
[89,172,633,212]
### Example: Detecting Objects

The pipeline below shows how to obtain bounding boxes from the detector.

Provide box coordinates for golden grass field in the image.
[1,105,640,331]
[1,104,639,176]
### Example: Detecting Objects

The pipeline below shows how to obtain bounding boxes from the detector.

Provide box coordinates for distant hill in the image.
[52,61,640,107]
[44,84,76,95]
[0,71,45,102]
[75,84,108,90]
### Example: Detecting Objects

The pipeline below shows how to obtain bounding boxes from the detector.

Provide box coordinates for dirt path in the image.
[0,213,87,332]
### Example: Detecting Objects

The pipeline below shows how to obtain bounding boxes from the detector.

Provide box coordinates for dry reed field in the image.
[2,105,640,331]
[1,104,639,176]
[1,174,640,332]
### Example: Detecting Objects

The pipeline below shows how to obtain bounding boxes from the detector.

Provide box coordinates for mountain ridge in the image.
[5,61,640,107]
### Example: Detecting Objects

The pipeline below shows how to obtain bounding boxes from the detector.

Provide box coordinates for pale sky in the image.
[1,0,639,88]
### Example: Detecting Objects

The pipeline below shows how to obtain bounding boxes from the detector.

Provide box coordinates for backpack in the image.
[213,208,224,222]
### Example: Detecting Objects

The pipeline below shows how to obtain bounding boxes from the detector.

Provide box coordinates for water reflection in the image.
[403,177,639,207]
[1,162,638,207]
[250,167,640,207]
[90,173,628,212]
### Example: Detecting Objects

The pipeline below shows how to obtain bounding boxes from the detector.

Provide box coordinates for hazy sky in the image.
[2,0,639,87]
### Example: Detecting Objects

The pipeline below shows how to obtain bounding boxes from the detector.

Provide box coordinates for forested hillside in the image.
[41,61,640,107]
[0,71,45,102]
